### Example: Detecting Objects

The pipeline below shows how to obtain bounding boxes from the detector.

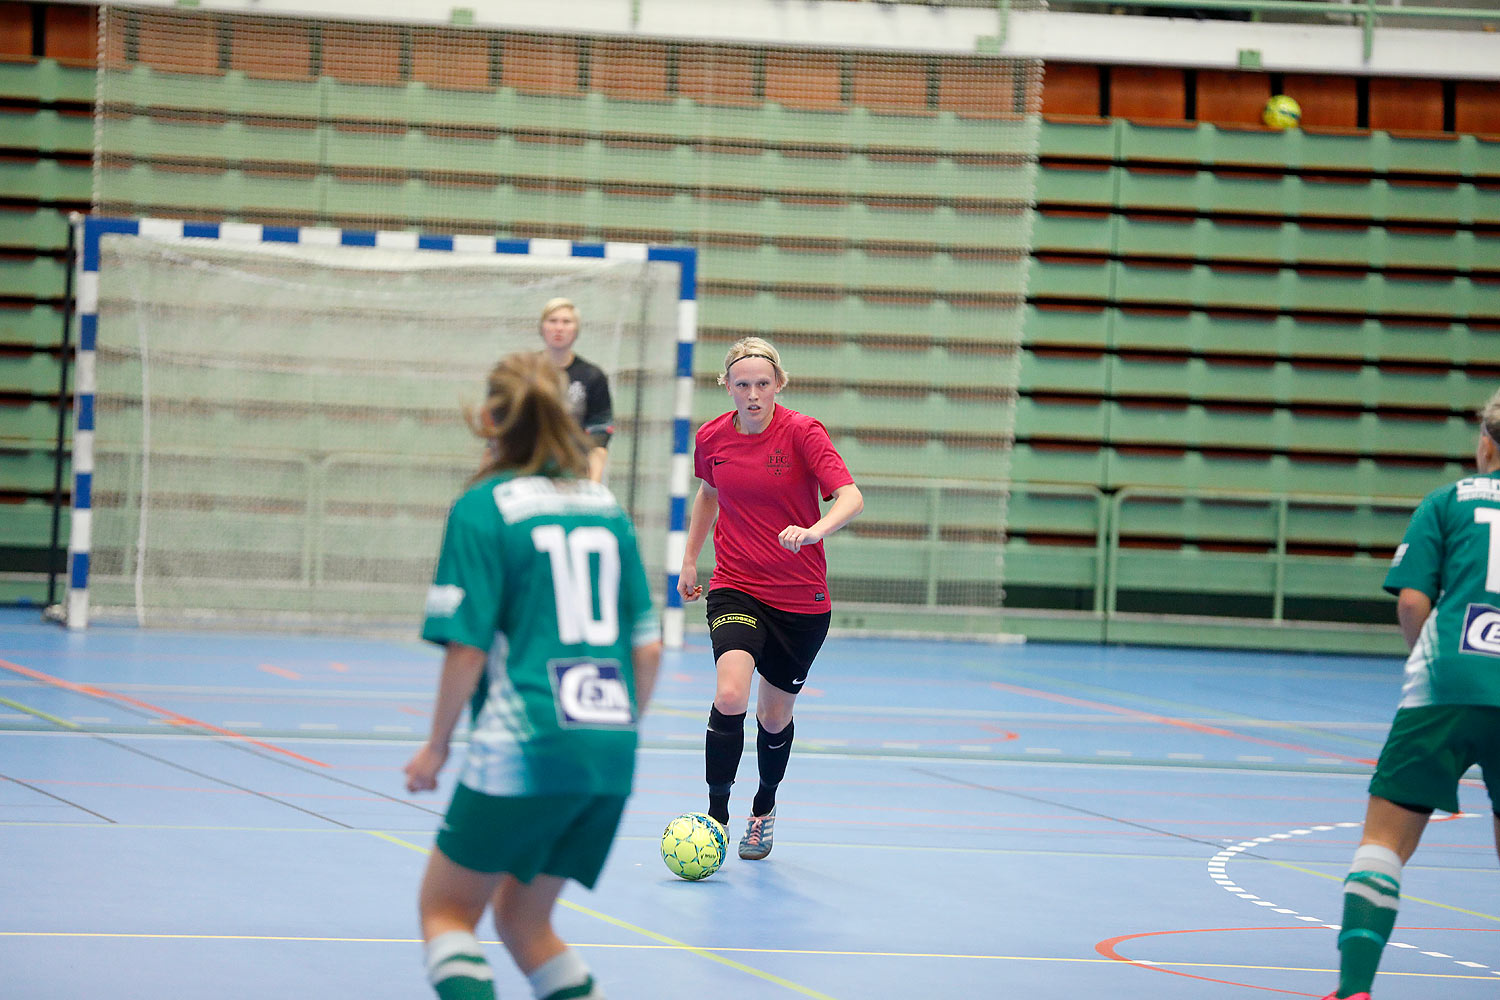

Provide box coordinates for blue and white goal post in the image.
[63,215,697,648]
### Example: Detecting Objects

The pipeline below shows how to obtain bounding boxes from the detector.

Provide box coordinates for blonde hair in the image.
[1481,387,1500,444]
[539,297,578,329]
[467,351,590,483]
[716,336,788,389]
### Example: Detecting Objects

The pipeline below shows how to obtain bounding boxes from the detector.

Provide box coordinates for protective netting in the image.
[89,233,681,627]
[93,4,1044,622]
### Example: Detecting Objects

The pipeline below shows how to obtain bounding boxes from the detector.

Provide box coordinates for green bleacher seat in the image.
[1031,211,1116,255]
[1017,350,1109,394]
[1037,118,1116,161]
[0,499,65,548]
[1021,305,1110,349]
[0,256,67,299]
[1105,449,1464,496]
[1034,164,1116,208]
[1005,482,1107,538]
[0,446,64,494]
[1,108,93,156]
[1006,441,1108,486]
[701,245,1027,295]
[0,304,67,348]
[0,58,94,104]
[1106,310,1489,365]
[0,207,71,252]
[104,115,323,165]
[1027,257,1110,301]
[0,352,69,403]
[0,158,93,203]
[1014,396,1107,441]
[697,290,1022,342]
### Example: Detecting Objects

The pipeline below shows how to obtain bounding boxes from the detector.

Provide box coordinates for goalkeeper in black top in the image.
[538,297,614,483]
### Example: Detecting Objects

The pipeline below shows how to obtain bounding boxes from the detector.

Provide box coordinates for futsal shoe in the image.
[738,807,776,860]
[1319,993,1371,1000]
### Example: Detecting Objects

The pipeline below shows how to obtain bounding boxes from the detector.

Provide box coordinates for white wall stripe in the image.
[375,230,419,250]
[298,227,342,246]
[603,242,649,260]
[75,352,96,395]
[138,218,183,239]
[529,238,572,257]
[68,509,92,553]
[76,272,99,314]
[72,430,94,475]
[219,222,264,243]
[452,235,495,254]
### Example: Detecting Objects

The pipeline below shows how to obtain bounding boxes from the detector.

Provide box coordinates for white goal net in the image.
[82,228,685,629]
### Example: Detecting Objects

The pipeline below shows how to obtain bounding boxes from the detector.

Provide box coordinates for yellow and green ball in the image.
[660,812,727,881]
[1262,94,1302,130]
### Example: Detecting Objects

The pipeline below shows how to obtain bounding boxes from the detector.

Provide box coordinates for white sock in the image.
[425,930,493,990]
[1349,843,1403,881]
[528,947,602,1000]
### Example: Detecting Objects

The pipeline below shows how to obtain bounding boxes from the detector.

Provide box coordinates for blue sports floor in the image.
[2,606,1496,999]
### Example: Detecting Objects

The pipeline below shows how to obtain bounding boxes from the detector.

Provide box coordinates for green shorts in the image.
[435,784,628,889]
[1369,705,1500,815]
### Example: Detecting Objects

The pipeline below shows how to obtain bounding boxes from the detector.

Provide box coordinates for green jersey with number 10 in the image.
[1383,470,1500,708]
[422,473,659,797]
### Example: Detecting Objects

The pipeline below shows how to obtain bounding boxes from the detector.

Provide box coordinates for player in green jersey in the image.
[404,351,662,1000]
[1321,387,1500,1000]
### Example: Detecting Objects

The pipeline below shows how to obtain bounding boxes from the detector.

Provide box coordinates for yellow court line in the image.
[1271,859,1500,923]
[369,831,842,1000]
[2,930,1497,982]
[0,695,79,730]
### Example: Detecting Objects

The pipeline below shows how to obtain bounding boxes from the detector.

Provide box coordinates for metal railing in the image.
[848,476,1415,625]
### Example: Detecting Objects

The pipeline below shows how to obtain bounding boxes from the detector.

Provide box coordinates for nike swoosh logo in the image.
[766,741,788,750]
[791,676,807,685]
[712,458,728,465]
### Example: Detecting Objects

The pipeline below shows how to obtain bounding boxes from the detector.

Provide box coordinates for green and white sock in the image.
[1336,844,1402,998]
[528,947,603,1000]
[426,930,496,1000]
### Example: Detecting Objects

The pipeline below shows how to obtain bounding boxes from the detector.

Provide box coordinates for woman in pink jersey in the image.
[677,336,864,860]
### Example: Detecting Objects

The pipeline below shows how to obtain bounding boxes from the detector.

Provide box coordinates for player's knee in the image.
[757,707,793,734]
[712,687,750,715]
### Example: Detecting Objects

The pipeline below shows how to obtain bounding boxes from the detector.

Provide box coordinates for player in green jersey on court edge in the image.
[404,351,661,1000]
[1320,387,1500,1000]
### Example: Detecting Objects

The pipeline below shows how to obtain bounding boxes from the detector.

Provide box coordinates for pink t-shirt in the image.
[693,405,854,614]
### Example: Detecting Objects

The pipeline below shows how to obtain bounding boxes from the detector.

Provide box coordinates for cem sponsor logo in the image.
[425,584,465,617]
[550,659,634,727]
[1460,603,1500,657]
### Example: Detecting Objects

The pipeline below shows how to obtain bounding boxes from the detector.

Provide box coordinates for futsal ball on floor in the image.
[661,812,727,881]
[1262,94,1302,129]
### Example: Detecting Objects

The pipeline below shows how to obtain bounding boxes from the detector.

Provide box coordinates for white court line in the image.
[1208,815,1492,982]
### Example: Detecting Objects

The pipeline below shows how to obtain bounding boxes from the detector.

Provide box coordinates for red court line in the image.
[1097,925,1499,995]
[989,681,1378,766]
[1098,925,1328,995]
[258,663,302,680]
[0,658,331,768]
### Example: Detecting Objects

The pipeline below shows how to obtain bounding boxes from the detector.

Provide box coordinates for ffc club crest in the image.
[1460,604,1500,657]
[765,448,791,477]
[550,660,635,727]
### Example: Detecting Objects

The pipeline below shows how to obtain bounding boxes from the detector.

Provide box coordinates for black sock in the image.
[751,718,793,817]
[705,706,745,827]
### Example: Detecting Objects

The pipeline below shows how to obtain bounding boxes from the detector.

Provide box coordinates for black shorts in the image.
[705,587,830,695]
